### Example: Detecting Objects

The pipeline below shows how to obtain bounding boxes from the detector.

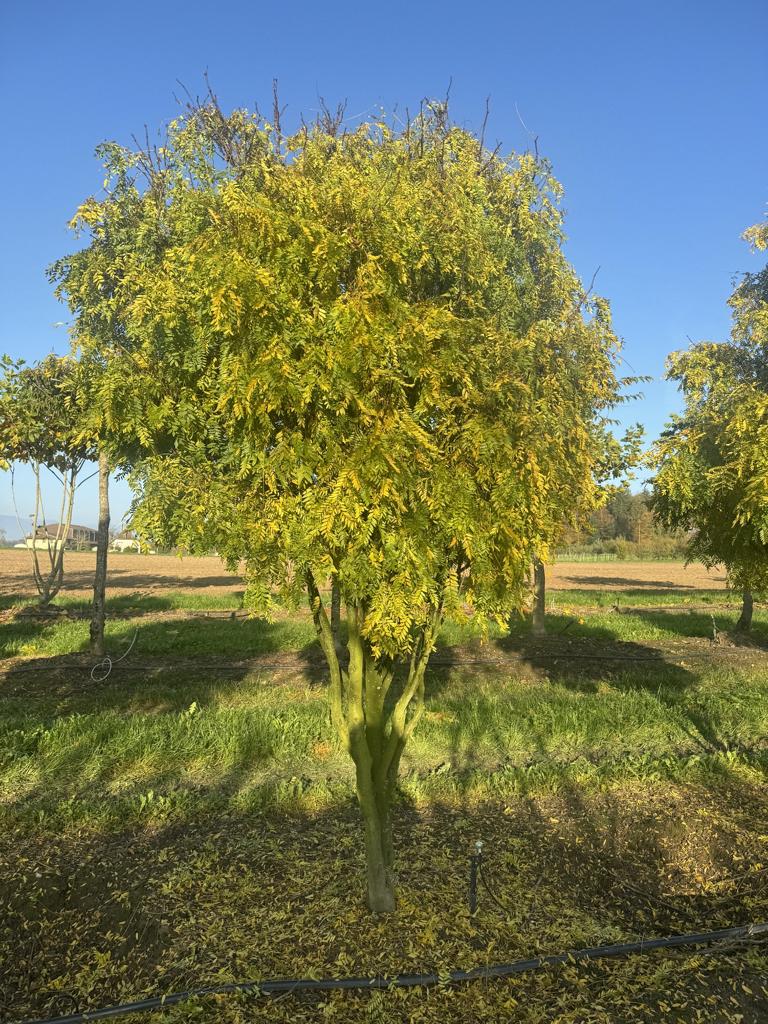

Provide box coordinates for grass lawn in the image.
[1,587,767,1022]
[547,588,745,609]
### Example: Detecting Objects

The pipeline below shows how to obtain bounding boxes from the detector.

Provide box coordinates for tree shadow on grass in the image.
[558,574,699,589]
[52,569,244,593]
[619,608,768,648]
[0,612,320,675]
[478,612,683,680]
[427,607,768,770]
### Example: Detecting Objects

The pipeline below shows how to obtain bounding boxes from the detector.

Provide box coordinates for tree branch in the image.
[306,569,349,749]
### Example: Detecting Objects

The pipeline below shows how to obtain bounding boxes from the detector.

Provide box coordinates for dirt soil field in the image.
[0,549,729,601]
[1,550,244,600]
[549,560,729,591]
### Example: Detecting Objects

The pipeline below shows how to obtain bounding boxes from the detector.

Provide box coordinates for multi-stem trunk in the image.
[736,591,753,632]
[306,573,439,913]
[23,461,78,606]
[90,452,110,657]
[531,558,546,636]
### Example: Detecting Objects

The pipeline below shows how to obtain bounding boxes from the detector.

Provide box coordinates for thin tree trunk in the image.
[531,558,546,636]
[45,466,77,605]
[13,459,78,605]
[736,590,753,632]
[90,452,110,656]
[30,463,46,600]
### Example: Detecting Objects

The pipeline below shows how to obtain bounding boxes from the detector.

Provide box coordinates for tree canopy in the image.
[54,97,629,909]
[0,354,89,472]
[652,213,768,618]
[0,353,93,603]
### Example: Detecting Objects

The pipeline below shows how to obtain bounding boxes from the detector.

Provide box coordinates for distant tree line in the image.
[557,489,687,560]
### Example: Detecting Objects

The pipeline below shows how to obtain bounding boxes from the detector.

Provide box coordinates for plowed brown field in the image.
[0,549,728,601]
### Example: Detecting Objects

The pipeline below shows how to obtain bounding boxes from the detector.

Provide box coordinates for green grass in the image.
[3,590,767,836]
[3,592,768,1023]
[508,607,768,643]
[547,587,743,609]
[0,613,318,659]
[0,588,246,613]
[2,645,767,832]
[4,600,766,661]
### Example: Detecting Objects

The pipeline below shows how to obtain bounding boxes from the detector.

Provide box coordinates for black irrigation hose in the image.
[478,859,515,915]
[18,923,768,1024]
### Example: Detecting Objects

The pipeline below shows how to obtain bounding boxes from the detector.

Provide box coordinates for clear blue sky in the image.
[1,0,766,533]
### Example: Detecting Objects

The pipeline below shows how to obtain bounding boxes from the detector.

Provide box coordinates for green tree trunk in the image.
[330,578,341,650]
[306,572,437,913]
[736,590,753,632]
[531,558,546,636]
[345,612,397,912]
[90,451,110,656]
[355,754,396,913]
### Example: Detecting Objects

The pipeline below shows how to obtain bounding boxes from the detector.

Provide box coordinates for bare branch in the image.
[478,95,490,161]
[514,101,539,159]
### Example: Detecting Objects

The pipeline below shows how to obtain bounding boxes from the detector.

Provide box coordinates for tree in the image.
[0,355,91,605]
[69,357,115,655]
[652,214,768,629]
[89,450,110,655]
[54,96,627,911]
[529,421,644,635]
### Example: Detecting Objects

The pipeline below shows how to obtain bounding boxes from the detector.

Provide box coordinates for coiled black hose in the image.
[17,922,768,1024]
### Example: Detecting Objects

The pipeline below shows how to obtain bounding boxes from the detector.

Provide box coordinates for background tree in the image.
[55,96,627,912]
[652,214,768,630]
[50,163,149,653]
[0,354,92,605]
[89,450,110,655]
[66,356,116,655]
[529,420,644,635]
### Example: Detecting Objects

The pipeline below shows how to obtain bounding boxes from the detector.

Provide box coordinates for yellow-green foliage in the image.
[54,102,624,656]
[0,354,91,472]
[652,212,768,593]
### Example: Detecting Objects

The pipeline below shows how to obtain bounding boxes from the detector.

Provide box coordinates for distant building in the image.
[25,524,99,550]
[112,529,155,554]
[113,529,141,552]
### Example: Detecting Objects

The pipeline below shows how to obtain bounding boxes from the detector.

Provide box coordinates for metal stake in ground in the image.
[469,840,484,914]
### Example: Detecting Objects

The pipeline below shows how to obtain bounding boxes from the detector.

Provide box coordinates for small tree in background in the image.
[89,449,110,655]
[529,421,644,635]
[55,95,628,911]
[50,169,145,652]
[65,356,115,655]
[653,214,768,629]
[0,354,91,605]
